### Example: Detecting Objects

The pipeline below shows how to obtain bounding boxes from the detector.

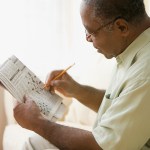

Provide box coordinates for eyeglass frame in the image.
[85,16,122,39]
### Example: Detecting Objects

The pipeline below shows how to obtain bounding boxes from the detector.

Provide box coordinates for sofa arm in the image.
[0,87,7,150]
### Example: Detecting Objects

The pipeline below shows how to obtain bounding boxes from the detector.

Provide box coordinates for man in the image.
[14,0,150,149]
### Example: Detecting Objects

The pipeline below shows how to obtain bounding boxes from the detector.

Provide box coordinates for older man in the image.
[14,0,150,149]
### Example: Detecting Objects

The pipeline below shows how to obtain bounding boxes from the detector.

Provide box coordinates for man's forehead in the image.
[81,13,102,32]
[80,4,102,26]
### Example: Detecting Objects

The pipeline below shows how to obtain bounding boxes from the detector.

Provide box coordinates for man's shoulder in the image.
[127,46,150,82]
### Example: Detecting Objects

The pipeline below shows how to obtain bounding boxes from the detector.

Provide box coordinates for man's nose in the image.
[86,35,93,42]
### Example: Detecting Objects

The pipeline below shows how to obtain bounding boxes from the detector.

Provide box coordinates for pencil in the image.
[43,63,75,89]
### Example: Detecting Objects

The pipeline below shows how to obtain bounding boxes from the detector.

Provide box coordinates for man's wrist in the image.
[31,115,48,132]
[72,82,83,99]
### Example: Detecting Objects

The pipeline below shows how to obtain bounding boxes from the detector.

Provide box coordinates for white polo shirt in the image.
[92,27,150,150]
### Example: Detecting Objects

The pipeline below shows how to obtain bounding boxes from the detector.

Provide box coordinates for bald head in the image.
[82,0,146,24]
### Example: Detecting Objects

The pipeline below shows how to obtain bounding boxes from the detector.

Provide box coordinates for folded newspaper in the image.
[0,55,66,121]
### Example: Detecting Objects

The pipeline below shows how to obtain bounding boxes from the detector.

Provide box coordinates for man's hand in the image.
[13,97,43,131]
[45,70,80,98]
[0,81,5,89]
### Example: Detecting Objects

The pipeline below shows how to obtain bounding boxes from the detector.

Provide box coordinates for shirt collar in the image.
[116,27,150,68]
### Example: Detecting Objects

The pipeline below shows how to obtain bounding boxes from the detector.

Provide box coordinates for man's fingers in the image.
[45,70,64,87]
[23,95,33,102]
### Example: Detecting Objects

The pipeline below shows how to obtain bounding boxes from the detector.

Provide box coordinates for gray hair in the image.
[82,0,146,24]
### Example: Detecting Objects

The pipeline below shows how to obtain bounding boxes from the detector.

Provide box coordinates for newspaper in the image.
[0,55,66,121]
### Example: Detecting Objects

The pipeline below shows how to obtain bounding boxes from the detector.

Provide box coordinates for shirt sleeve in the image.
[92,80,150,150]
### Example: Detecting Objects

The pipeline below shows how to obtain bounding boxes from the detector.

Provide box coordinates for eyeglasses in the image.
[85,16,122,39]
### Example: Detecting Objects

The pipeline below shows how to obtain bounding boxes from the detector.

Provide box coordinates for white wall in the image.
[0,0,75,80]
[145,0,150,16]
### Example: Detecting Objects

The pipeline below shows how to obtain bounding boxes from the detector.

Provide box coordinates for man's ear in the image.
[114,19,129,35]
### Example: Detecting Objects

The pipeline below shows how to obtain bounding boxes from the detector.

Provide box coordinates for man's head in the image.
[80,0,148,59]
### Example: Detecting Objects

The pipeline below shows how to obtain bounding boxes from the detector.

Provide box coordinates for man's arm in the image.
[36,118,102,150]
[14,100,102,150]
[72,84,105,112]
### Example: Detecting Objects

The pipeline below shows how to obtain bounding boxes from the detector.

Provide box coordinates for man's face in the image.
[80,4,128,59]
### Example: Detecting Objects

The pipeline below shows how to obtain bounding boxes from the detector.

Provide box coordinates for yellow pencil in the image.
[43,63,75,89]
